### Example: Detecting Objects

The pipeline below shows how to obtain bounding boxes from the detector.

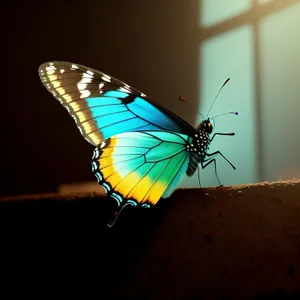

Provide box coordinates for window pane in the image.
[182,26,257,189]
[260,2,300,180]
[200,0,251,28]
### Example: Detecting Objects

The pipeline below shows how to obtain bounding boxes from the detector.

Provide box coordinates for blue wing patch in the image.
[38,61,195,146]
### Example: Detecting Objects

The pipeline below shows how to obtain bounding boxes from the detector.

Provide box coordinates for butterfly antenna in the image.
[107,203,131,228]
[210,111,238,121]
[178,97,205,119]
[206,78,230,118]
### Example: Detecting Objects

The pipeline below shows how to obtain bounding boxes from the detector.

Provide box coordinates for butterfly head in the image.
[198,119,213,134]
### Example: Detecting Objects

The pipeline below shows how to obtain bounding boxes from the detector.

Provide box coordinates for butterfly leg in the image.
[200,151,236,186]
[210,132,235,142]
[206,151,236,170]
[197,167,202,188]
[200,159,223,186]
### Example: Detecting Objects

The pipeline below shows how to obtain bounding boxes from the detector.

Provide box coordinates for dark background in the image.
[1,0,199,196]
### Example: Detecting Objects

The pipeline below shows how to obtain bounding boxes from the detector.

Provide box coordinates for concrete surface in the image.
[1,180,300,299]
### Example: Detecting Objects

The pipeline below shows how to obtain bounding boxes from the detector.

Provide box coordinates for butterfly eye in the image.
[207,122,213,134]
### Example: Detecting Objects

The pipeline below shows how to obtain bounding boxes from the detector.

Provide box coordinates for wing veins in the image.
[123,162,159,199]
[99,155,144,170]
[145,149,186,163]
[124,103,170,132]
[140,157,172,202]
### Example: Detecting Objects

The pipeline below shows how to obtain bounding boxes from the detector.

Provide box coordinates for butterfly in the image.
[38,61,237,227]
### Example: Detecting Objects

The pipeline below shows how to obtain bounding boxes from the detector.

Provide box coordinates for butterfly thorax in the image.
[186,119,212,176]
[186,130,210,157]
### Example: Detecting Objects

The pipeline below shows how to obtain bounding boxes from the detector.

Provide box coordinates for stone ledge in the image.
[1,179,300,299]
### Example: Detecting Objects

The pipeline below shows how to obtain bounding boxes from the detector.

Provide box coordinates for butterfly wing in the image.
[38,61,195,146]
[91,131,192,210]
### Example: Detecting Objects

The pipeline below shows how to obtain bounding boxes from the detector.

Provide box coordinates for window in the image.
[183,0,300,189]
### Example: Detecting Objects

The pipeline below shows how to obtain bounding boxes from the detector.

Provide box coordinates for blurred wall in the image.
[181,0,300,190]
[1,0,299,196]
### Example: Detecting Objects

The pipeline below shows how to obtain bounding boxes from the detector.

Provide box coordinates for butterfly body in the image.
[38,61,236,227]
[186,125,211,177]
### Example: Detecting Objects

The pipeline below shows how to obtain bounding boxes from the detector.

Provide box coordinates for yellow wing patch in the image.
[92,132,189,206]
